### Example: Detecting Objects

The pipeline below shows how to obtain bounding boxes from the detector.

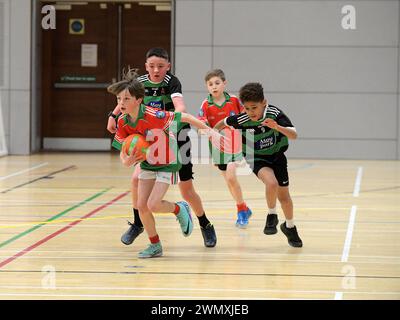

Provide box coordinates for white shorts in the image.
[138,169,179,185]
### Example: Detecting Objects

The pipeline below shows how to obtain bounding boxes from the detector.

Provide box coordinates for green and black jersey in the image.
[224,105,294,163]
[137,72,182,112]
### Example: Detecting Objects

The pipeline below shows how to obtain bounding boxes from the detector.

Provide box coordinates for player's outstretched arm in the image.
[213,118,227,131]
[172,96,186,112]
[181,113,233,153]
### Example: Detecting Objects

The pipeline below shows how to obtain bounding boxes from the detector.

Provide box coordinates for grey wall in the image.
[0,0,31,155]
[175,0,400,159]
[1,0,398,159]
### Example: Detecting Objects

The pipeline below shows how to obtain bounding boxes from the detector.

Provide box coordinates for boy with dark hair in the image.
[214,82,303,247]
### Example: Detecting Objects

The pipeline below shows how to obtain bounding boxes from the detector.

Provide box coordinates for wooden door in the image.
[121,3,171,74]
[41,2,171,150]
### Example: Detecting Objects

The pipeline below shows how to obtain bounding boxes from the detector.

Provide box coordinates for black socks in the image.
[197,213,211,229]
[133,208,143,228]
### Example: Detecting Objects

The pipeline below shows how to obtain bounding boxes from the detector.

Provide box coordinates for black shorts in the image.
[177,126,194,181]
[251,153,289,187]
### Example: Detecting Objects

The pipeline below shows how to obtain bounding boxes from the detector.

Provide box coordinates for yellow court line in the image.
[1,205,394,230]
[0,207,354,229]
[0,215,131,229]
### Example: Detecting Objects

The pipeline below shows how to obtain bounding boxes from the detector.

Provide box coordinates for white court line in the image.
[0,292,305,300]
[0,292,396,300]
[353,166,363,197]
[1,249,399,260]
[342,167,363,262]
[336,166,363,300]
[341,205,357,263]
[0,285,334,294]
[0,285,398,296]
[0,162,49,181]
[1,255,399,265]
[334,292,343,300]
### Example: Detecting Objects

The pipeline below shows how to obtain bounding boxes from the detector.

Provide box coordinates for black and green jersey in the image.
[224,105,294,162]
[137,72,182,112]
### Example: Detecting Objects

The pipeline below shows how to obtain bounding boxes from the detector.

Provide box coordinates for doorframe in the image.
[31,0,42,153]
[34,0,175,151]
[170,0,176,73]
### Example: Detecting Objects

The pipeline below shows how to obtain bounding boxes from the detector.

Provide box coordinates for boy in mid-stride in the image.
[109,70,226,258]
[215,82,303,247]
[107,48,217,248]
[198,69,252,228]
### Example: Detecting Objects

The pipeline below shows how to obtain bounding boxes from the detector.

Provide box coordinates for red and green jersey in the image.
[112,104,183,172]
[198,92,243,164]
[198,92,243,128]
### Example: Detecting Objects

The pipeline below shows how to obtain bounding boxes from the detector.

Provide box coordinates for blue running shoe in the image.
[138,242,163,259]
[235,208,252,228]
[176,201,193,237]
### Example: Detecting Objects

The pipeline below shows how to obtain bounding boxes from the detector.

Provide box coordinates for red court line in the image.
[0,191,129,269]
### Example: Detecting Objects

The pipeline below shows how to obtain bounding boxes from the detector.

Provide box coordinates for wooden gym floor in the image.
[0,152,399,300]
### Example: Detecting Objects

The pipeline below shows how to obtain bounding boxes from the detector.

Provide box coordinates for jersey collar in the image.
[207,92,231,108]
[125,104,146,126]
[260,103,270,121]
[144,74,159,85]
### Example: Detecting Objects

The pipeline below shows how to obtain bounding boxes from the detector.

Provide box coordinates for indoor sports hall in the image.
[0,0,399,300]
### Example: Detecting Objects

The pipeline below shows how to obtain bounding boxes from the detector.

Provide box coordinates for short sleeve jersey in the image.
[112,104,183,172]
[137,72,182,112]
[224,105,294,162]
[198,92,243,128]
[198,92,243,164]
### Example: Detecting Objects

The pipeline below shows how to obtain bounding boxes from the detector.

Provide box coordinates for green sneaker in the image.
[138,242,163,259]
[176,201,193,237]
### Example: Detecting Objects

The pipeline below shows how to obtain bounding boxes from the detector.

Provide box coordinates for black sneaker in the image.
[121,221,144,245]
[201,224,217,248]
[264,214,278,235]
[280,222,303,248]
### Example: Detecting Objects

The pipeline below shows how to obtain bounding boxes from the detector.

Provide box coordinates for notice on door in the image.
[81,44,98,67]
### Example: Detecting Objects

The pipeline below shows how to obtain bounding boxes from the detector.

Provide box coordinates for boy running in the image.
[214,82,303,247]
[108,70,225,258]
[198,69,252,228]
[107,48,217,247]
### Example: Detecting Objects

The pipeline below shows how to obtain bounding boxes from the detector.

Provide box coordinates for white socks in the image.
[286,219,295,228]
[269,208,295,228]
